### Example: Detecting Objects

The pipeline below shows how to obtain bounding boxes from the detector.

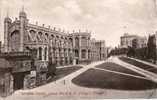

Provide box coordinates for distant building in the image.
[90,39,107,61]
[132,37,147,49]
[120,33,147,48]
[90,39,98,61]
[95,40,107,60]
[120,33,138,48]
[68,32,91,64]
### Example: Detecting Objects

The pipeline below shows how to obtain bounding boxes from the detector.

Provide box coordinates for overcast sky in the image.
[0,0,157,47]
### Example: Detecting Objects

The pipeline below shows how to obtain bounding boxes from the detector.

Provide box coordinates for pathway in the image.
[3,57,157,100]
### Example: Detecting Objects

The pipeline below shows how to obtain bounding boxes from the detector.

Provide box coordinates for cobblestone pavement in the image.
[3,57,157,100]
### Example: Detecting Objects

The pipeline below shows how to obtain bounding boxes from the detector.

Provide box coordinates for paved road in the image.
[3,57,157,100]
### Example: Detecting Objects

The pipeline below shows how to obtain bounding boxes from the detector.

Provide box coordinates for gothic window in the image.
[69,38,73,47]
[10,30,20,51]
[68,49,71,56]
[75,37,79,47]
[81,50,86,59]
[45,33,49,41]
[65,38,67,47]
[51,34,54,40]
[64,49,66,57]
[88,50,90,59]
[61,37,64,47]
[56,36,59,46]
[29,30,36,41]
[39,47,42,60]
[59,49,61,57]
[50,34,54,45]
[44,47,47,60]
[53,48,56,58]
[38,32,43,42]
[75,50,79,57]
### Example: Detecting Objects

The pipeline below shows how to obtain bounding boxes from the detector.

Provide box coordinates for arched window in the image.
[50,34,54,45]
[29,30,36,40]
[39,47,42,60]
[75,50,79,57]
[45,33,49,41]
[88,50,90,59]
[60,36,64,47]
[75,37,79,47]
[38,32,42,36]
[56,35,59,45]
[81,49,86,59]
[51,34,54,40]
[69,38,73,47]
[37,32,43,42]
[10,30,20,51]
[44,47,47,60]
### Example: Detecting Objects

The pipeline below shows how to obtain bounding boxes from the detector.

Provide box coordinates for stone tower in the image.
[19,7,27,52]
[4,13,12,52]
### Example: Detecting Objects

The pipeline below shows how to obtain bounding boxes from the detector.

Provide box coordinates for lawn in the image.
[95,62,145,77]
[47,66,82,83]
[72,68,157,90]
[119,57,157,74]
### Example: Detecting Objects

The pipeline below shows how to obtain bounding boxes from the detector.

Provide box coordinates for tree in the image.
[135,47,147,60]
[147,35,156,63]
[127,46,135,57]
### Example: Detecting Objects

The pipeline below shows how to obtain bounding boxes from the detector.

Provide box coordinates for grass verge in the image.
[72,68,157,90]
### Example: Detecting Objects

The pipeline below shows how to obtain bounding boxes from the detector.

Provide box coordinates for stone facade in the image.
[120,33,138,48]
[90,39,107,61]
[132,37,147,49]
[120,33,147,48]
[3,9,107,66]
[69,32,91,64]
[0,9,107,97]
[0,52,33,96]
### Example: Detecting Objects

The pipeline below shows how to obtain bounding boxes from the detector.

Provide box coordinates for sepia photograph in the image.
[0,0,157,99]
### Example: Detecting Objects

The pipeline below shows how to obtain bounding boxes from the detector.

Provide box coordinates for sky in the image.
[0,0,157,47]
